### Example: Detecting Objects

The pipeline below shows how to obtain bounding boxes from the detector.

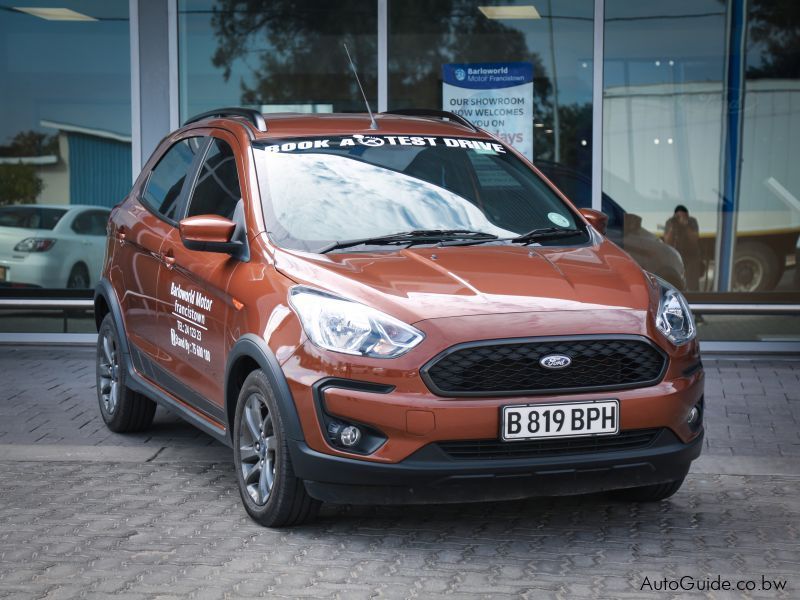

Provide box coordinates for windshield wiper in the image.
[511,227,583,245]
[318,229,498,253]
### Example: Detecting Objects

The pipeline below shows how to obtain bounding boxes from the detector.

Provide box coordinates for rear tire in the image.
[96,314,156,432]
[733,241,779,291]
[67,263,90,289]
[614,477,686,502]
[233,370,320,527]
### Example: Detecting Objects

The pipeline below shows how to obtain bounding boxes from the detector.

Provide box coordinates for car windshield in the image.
[0,206,67,230]
[254,135,588,253]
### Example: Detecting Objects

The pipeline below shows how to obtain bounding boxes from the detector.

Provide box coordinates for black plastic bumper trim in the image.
[310,378,394,455]
[290,428,703,505]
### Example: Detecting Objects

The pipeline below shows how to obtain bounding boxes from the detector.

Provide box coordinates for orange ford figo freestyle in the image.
[94,108,704,527]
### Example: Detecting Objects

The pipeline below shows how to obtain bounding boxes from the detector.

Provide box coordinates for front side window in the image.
[254,135,587,253]
[142,137,204,221]
[186,138,241,220]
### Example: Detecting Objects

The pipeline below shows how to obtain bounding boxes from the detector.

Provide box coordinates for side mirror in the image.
[179,215,239,254]
[578,208,608,235]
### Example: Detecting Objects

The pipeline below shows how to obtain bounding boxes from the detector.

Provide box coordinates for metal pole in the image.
[167,0,179,130]
[591,0,604,212]
[716,0,748,291]
[129,0,140,179]
[377,0,388,112]
[547,0,560,162]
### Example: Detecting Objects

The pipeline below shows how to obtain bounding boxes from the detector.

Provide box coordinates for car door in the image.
[114,135,205,364]
[155,133,246,420]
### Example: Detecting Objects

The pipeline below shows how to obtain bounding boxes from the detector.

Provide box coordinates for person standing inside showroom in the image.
[664,205,702,291]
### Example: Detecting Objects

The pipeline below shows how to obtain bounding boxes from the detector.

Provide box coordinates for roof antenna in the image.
[343,43,378,130]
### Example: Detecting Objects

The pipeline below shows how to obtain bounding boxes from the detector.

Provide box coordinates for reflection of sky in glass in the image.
[260,152,517,242]
[0,2,131,141]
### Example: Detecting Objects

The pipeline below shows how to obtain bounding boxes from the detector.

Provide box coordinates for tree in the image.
[0,164,44,205]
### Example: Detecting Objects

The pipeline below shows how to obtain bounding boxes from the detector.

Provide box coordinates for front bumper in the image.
[291,427,703,505]
[277,317,704,504]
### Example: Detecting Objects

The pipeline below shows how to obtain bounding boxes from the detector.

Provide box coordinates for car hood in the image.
[272,237,653,324]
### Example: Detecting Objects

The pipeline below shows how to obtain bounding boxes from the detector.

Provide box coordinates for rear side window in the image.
[142,137,204,221]
[0,207,66,230]
[186,138,241,220]
[71,210,110,236]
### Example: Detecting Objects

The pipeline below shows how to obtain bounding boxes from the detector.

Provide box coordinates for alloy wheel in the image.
[238,393,278,506]
[98,332,120,415]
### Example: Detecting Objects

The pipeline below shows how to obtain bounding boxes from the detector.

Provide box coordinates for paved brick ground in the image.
[0,345,799,599]
[2,346,798,458]
[0,346,221,449]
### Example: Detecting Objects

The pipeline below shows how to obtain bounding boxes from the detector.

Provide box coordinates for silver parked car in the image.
[0,204,110,289]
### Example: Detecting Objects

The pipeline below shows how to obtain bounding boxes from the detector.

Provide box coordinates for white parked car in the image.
[0,204,110,289]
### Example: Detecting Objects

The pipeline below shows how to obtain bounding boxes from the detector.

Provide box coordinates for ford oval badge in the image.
[539,354,572,369]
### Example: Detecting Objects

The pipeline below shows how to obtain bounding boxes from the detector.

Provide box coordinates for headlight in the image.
[652,276,696,345]
[289,286,424,358]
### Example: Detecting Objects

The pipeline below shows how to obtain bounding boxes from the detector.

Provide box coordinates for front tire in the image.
[233,370,320,527]
[96,314,156,432]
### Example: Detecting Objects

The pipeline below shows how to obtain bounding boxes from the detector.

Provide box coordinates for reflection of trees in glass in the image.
[0,131,58,158]
[211,0,376,110]
[548,102,592,175]
[746,0,800,78]
[209,0,588,171]
[0,131,52,205]
[0,165,44,206]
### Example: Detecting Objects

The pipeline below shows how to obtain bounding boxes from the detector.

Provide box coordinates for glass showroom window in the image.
[736,1,800,297]
[602,0,728,295]
[603,0,800,343]
[388,0,594,182]
[178,0,377,120]
[0,2,130,299]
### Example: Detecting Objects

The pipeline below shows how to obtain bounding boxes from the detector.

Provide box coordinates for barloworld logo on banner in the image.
[442,62,534,160]
[443,63,532,89]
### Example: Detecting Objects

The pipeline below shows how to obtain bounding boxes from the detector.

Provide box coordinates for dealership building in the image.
[0,0,798,351]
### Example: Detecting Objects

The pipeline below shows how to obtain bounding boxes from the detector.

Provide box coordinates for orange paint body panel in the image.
[97,111,704,517]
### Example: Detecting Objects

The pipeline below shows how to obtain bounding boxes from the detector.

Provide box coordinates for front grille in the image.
[422,336,667,396]
[438,428,662,460]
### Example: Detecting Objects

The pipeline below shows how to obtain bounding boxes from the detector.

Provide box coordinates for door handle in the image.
[163,250,176,269]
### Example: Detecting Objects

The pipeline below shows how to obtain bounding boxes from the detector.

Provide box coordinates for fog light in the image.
[322,415,385,454]
[339,425,361,447]
[687,406,699,425]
